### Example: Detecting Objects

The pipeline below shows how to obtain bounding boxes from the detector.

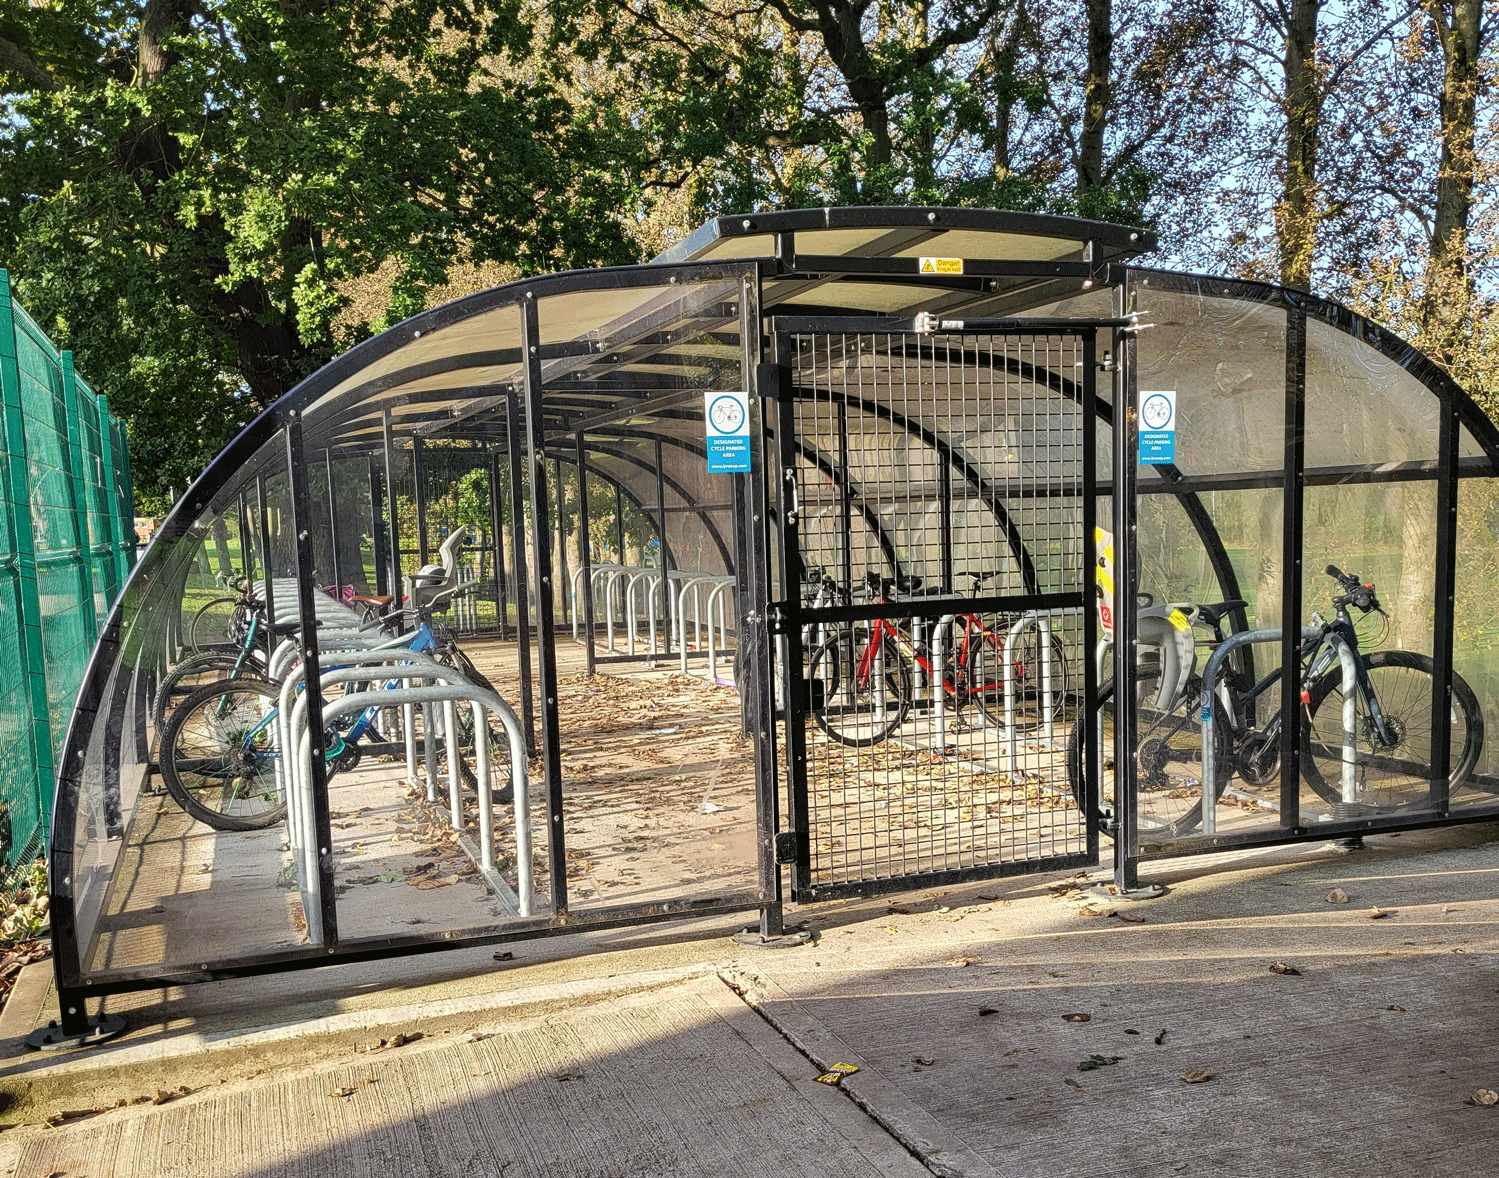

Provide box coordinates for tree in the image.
[0,0,645,508]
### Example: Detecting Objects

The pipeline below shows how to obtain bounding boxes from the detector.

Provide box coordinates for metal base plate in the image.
[26,1013,127,1051]
[732,928,813,949]
[1089,881,1167,902]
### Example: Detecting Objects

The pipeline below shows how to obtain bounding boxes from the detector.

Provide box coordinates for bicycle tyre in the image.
[971,628,1070,729]
[188,596,247,655]
[153,652,259,739]
[1300,649,1484,809]
[160,676,287,831]
[1066,674,1230,841]
[809,629,911,747]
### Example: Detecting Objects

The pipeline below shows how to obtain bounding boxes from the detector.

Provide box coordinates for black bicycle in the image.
[1068,565,1485,839]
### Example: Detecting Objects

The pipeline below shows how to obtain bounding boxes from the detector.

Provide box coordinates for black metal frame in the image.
[43,213,1499,1028]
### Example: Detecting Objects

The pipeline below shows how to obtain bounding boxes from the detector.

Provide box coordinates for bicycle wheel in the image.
[188,596,247,654]
[160,677,287,831]
[809,629,911,747]
[153,651,261,739]
[1301,650,1484,810]
[970,627,1069,729]
[1067,673,1229,840]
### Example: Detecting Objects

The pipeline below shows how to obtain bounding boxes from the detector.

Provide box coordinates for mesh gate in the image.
[771,324,1100,900]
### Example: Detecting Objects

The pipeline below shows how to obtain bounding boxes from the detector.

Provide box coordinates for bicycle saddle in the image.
[1194,599,1248,628]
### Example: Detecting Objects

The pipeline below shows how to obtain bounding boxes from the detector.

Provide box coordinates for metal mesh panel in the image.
[786,330,1092,894]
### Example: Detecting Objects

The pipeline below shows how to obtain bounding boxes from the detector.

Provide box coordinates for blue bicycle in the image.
[159,616,502,831]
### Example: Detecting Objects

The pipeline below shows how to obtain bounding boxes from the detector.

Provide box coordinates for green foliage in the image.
[0,0,646,507]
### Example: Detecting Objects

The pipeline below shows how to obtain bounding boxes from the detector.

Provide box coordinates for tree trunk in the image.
[1078,0,1112,192]
[1277,0,1323,291]
[1430,0,1482,274]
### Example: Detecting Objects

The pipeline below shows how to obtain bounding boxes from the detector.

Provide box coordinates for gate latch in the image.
[766,604,789,635]
[774,832,799,864]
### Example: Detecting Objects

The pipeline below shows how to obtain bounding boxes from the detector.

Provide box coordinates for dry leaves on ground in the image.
[1471,1089,1499,1107]
[1062,1013,1092,1023]
[1180,1070,1213,1084]
[1269,961,1302,976]
[1326,888,1349,903]
[1369,906,1394,919]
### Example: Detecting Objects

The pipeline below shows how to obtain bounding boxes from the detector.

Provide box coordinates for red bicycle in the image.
[808,571,1069,747]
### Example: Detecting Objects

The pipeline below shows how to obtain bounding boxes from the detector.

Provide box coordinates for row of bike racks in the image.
[254,581,533,940]
[1197,627,1359,837]
[568,564,738,681]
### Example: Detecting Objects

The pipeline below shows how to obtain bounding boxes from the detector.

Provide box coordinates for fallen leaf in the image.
[1326,888,1349,903]
[978,1007,1000,1017]
[1386,1004,1406,1012]
[1064,1077,1083,1090]
[1369,907,1393,919]
[1125,1029,1141,1036]
[1077,1054,1121,1071]
[329,1087,357,1099]
[1116,912,1146,924]
[1269,962,1302,976]
[1154,1029,1168,1045]
[1180,1069,1213,1084]
[947,955,980,968]
[554,1073,585,1083]
[914,1056,935,1066]
[493,951,514,962]
[1473,1089,1499,1107]
[1062,1013,1092,1023]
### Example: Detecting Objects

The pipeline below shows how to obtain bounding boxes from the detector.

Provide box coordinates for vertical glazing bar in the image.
[576,432,596,673]
[285,416,338,947]
[255,476,277,666]
[382,408,401,608]
[412,436,429,566]
[368,458,389,596]
[488,447,509,640]
[655,438,671,657]
[614,484,625,563]
[555,456,570,628]
[520,293,568,916]
[1112,285,1141,889]
[504,387,537,755]
[1429,380,1459,810]
[1280,304,1307,830]
[324,449,342,595]
[938,458,953,594]
[733,271,758,741]
[1080,329,1100,864]
[236,492,253,588]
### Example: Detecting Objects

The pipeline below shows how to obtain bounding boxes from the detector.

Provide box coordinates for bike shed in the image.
[41,206,1499,1040]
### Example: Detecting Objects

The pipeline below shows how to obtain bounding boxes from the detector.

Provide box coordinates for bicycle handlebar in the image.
[1325,564,1381,613]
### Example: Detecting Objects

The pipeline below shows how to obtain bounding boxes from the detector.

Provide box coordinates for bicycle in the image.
[1067,565,1485,840]
[158,538,509,831]
[809,570,1069,747]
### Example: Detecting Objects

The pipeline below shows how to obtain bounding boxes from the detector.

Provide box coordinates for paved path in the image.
[5,827,1499,1176]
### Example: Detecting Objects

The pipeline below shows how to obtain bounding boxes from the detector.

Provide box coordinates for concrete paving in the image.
[4,825,1499,1176]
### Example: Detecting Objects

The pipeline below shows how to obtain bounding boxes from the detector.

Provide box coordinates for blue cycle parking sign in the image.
[704,389,752,473]
[1139,389,1177,463]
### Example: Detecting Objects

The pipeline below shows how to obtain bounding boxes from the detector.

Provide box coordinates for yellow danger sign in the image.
[919,257,964,275]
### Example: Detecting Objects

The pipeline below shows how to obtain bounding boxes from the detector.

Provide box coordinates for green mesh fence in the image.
[0,271,134,871]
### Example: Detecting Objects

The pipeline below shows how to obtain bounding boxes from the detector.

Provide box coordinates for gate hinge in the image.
[766,604,789,635]
[774,832,799,864]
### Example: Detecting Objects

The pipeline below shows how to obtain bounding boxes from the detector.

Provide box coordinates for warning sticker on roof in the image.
[919,257,964,275]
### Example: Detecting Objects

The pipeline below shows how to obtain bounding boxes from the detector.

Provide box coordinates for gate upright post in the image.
[255,476,277,667]
[1112,284,1142,891]
[1280,305,1308,830]
[520,292,569,915]
[369,458,389,596]
[382,408,402,605]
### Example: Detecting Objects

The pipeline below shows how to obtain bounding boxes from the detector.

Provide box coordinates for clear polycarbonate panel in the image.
[1305,317,1439,469]
[1446,473,1499,806]
[1131,277,1287,476]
